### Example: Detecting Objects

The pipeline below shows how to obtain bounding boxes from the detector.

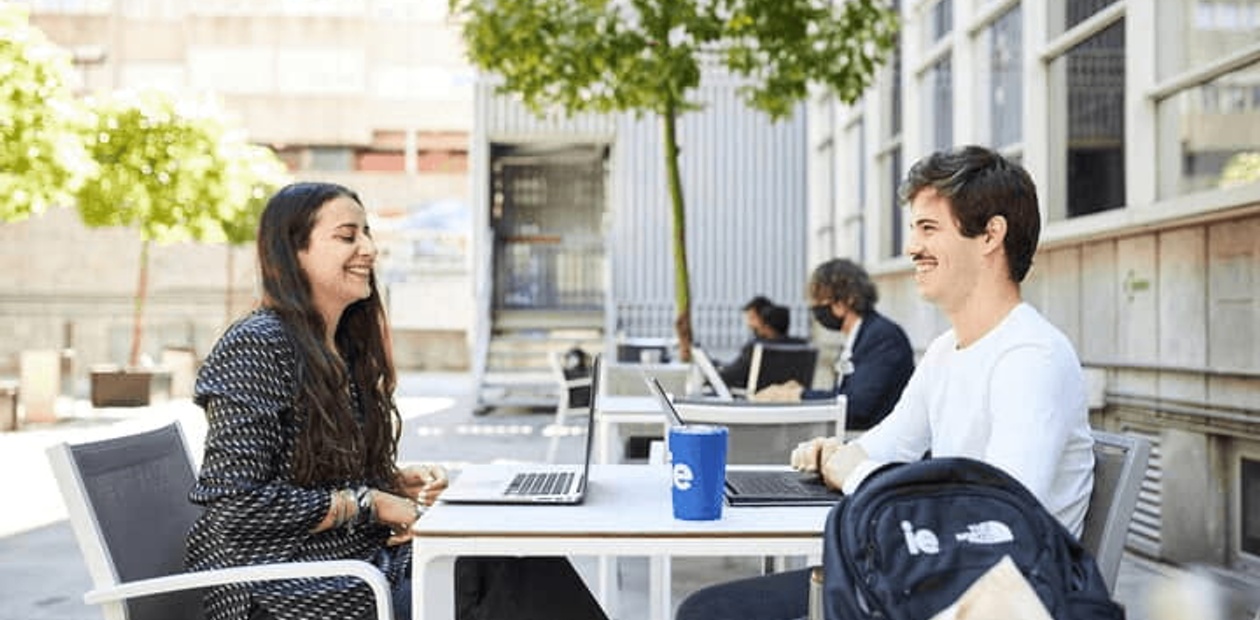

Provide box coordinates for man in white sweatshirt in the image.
[675,145,1095,620]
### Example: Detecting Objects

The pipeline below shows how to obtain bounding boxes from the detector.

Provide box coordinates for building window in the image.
[1244,457,1260,557]
[881,0,903,260]
[924,55,953,151]
[1195,1,1260,32]
[928,0,953,44]
[310,147,354,171]
[1163,1,1260,81]
[1050,18,1126,218]
[848,118,868,261]
[1157,59,1260,197]
[887,0,903,138]
[886,147,903,258]
[979,5,1023,150]
[1055,0,1122,36]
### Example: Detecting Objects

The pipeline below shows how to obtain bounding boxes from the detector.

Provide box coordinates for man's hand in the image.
[820,442,870,490]
[751,380,804,402]
[790,436,843,472]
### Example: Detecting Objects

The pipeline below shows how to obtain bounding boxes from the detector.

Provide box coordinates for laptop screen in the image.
[644,375,686,427]
[691,346,733,400]
[577,356,601,478]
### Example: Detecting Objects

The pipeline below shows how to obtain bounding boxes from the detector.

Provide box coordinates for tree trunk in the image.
[128,239,150,368]
[662,103,693,363]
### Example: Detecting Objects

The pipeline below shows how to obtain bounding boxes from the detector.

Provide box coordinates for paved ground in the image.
[0,371,1255,620]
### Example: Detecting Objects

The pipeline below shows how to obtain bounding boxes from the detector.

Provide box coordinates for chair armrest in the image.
[808,566,824,620]
[83,559,392,620]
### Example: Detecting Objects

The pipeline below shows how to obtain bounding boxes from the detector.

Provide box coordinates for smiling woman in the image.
[295,192,379,339]
[186,182,608,620]
[186,182,436,620]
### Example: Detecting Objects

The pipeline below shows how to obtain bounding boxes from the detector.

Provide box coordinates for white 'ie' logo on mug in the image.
[672,463,694,491]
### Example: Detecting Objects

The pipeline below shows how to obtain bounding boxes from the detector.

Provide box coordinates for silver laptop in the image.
[643,375,843,506]
[689,346,735,401]
[439,356,601,505]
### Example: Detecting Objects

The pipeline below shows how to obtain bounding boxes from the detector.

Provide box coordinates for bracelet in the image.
[330,489,355,529]
[354,486,375,526]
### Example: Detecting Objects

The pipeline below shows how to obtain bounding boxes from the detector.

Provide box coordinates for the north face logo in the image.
[955,520,1015,545]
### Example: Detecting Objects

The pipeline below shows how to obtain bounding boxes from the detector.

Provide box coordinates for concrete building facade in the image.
[4,0,476,393]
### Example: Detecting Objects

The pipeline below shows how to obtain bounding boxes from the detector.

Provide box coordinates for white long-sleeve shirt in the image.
[853,303,1095,536]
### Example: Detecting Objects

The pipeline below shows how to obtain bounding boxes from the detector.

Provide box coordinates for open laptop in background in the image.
[439,356,602,505]
[643,375,843,506]
[688,345,736,401]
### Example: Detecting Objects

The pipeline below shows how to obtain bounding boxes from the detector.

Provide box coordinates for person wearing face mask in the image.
[753,258,914,431]
[718,296,808,391]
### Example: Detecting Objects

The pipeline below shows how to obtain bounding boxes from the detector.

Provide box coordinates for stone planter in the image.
[19,349,61,423]
[0,381,18,432]
[89,366,172,408]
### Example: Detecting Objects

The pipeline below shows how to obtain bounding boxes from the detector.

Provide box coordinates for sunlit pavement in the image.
[0,372,1250,620]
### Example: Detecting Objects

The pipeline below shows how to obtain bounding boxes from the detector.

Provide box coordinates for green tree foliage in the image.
[450,0,898,359]
[1220,152,1260,188]
[0,2,95,221]
[76,88,288,366]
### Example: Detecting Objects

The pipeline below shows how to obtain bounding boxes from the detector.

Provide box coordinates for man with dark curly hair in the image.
[755,258,915,431]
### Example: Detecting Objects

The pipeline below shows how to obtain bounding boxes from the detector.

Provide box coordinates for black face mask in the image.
[812,304,845,331]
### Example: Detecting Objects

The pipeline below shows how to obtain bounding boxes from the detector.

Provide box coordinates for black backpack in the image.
[821,457,1124,620]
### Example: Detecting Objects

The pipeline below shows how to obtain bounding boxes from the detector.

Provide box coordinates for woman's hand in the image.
[373,491,425,546]
[397,464,449,506]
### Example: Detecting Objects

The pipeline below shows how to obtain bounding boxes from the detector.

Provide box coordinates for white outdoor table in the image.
[412,464,830,620]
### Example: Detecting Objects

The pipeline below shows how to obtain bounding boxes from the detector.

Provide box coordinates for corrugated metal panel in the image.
[471,71,811,377]
[609,75,811,355]
[476,81,615,139]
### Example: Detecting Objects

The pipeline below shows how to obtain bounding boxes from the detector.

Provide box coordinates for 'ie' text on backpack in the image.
[821,457,1124,620]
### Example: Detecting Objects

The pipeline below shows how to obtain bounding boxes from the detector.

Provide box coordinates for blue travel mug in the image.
[668,424,729,520]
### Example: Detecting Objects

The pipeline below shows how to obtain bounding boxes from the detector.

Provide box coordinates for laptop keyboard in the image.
[727,471,829,496]
[506,471,574,496]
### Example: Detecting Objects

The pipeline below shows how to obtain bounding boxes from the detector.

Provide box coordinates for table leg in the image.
[597,556,620,617]
[413,553,455,620]
[649,555,672,620]
[597,416,614,465]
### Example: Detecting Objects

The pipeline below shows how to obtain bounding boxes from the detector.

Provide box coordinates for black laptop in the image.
[643,375,843,506]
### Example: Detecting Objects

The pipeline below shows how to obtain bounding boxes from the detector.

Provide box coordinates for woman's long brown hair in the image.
[255,182,401,488]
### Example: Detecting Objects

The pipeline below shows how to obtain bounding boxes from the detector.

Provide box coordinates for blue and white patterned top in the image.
[185,308,408,620]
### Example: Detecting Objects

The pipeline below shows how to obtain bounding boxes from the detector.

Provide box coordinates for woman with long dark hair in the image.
[186,182,606,620]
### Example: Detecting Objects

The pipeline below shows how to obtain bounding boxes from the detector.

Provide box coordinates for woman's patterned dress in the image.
[185,309,408,620]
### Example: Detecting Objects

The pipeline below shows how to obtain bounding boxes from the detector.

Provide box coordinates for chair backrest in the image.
[602,360,690,397]
[672,397,846,465]
[47,422,205,620]
[549,349,593,410]
[746,342,819,393]
[1081,429,1151,593]
[615,339,672,363]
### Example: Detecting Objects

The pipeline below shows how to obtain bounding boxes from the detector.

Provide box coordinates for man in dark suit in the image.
[719,297,806,391]
[756,258,914,430]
